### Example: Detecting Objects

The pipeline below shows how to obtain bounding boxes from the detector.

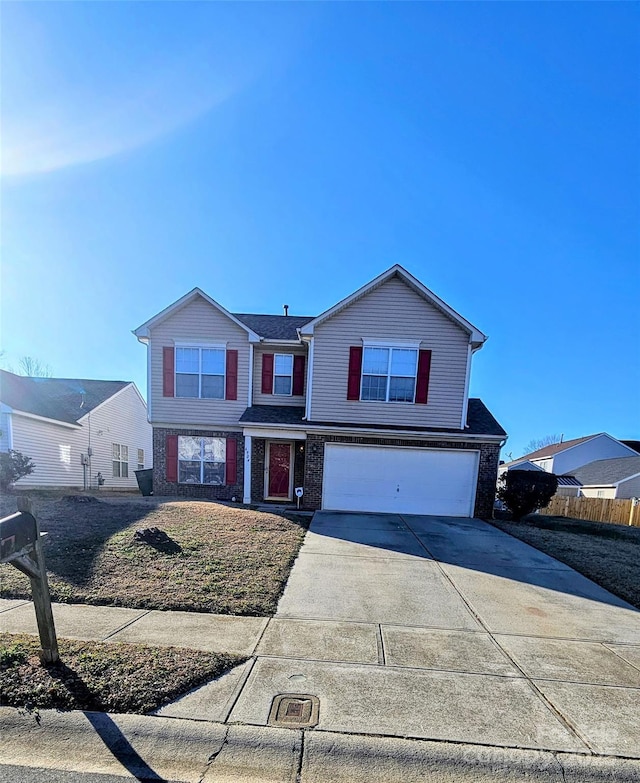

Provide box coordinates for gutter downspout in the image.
[248,344,254,407]
[304,337,314,421]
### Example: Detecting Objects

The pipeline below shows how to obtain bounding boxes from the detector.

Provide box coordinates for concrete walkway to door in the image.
[177,511,640,758]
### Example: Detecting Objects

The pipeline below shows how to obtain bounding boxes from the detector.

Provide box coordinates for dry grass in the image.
[491,514,640,609]
[0,632,243,714]
[0,495,308,615]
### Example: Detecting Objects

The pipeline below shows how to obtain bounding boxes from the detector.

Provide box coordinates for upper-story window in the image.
[175,347,225,399]
[361,347,418,403]
[273,354,293,396]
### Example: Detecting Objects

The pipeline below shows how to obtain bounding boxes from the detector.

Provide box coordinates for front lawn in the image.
[0,632,242,714]
[0,496,308,615]
[491,514,640,610]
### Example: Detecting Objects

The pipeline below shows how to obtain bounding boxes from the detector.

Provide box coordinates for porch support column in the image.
[243,435,252,504]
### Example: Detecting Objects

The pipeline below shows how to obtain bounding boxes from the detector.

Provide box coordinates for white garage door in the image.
[322,444,479,517]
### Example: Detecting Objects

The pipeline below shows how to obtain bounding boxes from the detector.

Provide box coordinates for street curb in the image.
[2,707,640,782]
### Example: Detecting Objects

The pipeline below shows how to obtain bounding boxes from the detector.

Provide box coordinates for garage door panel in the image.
[323,445,478,517]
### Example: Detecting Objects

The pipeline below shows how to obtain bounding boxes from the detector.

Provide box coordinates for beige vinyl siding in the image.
[11,384,152,490]
[616,475,640,499]
[12,416,84,488]
[253,346,307,406]
[310,276,470,428]
[556,485,580,497]
[150,296,250,426]
[579,486,617,499]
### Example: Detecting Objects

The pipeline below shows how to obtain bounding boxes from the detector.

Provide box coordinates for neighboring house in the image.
[498,459,542,477]
[501,433,638,476]
[559,457,640,500]
[134,265,506,518]
[0,370,152,490]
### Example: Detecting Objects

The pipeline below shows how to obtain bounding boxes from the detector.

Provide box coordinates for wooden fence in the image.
[539,495,640,527]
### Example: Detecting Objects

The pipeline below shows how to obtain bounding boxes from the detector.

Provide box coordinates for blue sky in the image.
[1,2,638,458]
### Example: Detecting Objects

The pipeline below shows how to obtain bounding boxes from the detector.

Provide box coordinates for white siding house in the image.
[503,433,639,477]
[530,434,637,475]
[0,371,152,490]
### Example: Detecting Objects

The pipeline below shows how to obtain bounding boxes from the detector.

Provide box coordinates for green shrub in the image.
[497,469,558,521]
[0,450,36,491]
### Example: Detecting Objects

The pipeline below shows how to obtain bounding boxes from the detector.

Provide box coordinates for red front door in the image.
[268,443,291,499]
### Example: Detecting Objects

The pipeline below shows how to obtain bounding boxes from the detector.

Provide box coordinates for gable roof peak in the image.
[512,432,632,463]
[299,265,486,344]
[133,287,261,343]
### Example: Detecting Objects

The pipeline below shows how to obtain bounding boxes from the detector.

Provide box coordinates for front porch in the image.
[244,431,306,507]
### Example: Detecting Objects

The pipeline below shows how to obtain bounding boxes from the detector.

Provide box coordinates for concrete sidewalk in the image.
[2,510,640,779]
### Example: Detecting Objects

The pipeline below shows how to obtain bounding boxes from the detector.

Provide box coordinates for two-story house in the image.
[133,266,506,517]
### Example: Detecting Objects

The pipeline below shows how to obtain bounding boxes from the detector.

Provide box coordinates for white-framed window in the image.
[361,347,418,403]
[175,347,225,399]
[597,490,605,498]
[112,444,129,478]
[274,354,294,396]
[137,449,144,470]
[178,436,226,485]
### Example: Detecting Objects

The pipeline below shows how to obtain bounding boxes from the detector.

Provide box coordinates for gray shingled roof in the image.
[568,457,640,486]
[239,398,505,438]
[0,370,130,425]
[240,406,306,425]
[233,314,314,341]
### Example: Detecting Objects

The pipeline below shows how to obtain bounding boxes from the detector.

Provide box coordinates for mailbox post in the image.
[0,497,59,663]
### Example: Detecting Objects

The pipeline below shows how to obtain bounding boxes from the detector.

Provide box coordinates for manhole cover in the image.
[268,694,319,728]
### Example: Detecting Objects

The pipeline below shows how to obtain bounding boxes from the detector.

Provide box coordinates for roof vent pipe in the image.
[283,304,289,317]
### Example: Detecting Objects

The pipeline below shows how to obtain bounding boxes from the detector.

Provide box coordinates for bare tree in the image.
[521,434,562,456]
[17,356,53,378]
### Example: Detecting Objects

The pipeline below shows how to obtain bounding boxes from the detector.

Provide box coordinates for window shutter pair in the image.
[347,346,432,403]
[261,354,305,396]
[162,347,238,400]
[165,435,237,485]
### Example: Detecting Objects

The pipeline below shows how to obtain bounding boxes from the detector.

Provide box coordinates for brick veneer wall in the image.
[153,428,244,500]
[303,434,501,519]
[251,438,266,502]
[293,444,306,495]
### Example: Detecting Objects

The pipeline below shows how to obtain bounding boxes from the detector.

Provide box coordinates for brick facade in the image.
[153,427,244,500]
[153,427,500,517]
[303,434,500,518]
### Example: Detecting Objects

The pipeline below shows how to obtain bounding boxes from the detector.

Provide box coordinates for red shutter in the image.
[225,349,238,400]
[292,355,306,396]
[163,347,175,397]
[347,346,363,400]
[226,438,237,485]
[415,350,432,404]
[262,353,274,395]
[166,435,178,482]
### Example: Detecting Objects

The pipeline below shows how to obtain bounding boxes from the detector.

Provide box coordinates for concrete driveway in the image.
[165,512,640,758]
